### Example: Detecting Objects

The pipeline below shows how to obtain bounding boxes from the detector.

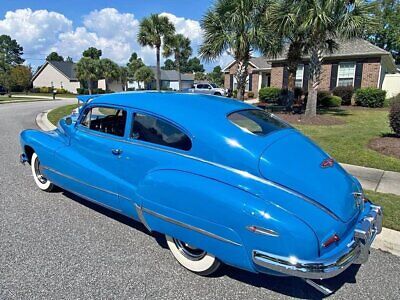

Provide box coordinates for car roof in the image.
[89,92,254,127]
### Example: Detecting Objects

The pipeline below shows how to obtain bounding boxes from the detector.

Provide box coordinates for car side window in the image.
[80,106,127,137]
[131,113,192,151]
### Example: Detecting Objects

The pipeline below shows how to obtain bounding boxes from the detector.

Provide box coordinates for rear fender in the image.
[136,169,257,272]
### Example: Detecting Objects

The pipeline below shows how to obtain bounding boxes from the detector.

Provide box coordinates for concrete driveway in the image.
[1,100,399,299]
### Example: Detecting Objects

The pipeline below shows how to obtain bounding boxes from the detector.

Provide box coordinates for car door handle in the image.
[111,149,123,155]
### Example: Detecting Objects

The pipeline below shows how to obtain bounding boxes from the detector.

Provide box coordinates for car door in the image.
[116,111,192,219]
[53,105,128,212]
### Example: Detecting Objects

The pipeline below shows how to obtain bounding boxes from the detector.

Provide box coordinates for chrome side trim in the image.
[134,204,151,232]
[42,166,126,199]
[246,225,279,237]
[142,207,242,247]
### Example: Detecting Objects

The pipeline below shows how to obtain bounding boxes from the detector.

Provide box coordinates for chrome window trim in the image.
[141,207,242,247]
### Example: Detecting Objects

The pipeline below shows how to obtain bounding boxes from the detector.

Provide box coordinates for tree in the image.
[163,34,192,91]
[127,52,145,85]
[10,65,32,92]
[65,56,74,63]
[162,58,175,70]
[269,0,376,116]
[200,0,281,100]
[46,52,64,61]
[207,65,224,86]
[75,57,102,94]
[100,58,120,91]
[82,47,102,60]
[194,72,207,81]
[119,66,129,91]
[137,14,175,91]
[134,66,155,89]
[182,57,204,73]
[364,0,400,64]
[0,35,24,93]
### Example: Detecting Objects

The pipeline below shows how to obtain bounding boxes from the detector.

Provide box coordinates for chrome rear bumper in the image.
[252,204,382,280]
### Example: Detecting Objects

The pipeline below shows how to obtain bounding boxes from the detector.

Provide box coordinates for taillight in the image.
[322,234,340,248]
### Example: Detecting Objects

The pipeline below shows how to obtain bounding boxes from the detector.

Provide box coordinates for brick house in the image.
[223,39,397,98]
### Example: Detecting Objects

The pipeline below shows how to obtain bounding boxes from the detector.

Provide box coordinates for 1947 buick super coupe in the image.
[20,92,382,294]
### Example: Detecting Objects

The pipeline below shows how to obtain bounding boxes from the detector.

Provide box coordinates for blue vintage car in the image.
[20,92,382,294]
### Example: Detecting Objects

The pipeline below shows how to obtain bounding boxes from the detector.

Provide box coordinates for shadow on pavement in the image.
[60,189,361,299]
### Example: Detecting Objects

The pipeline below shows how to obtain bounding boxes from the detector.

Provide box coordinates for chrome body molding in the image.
[246,225,279,237]
[134,204,152,232]
[142,207,242,247]
[252,204,382,280]
[42,166,128,199]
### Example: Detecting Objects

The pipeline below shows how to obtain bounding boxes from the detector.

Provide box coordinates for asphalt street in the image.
[1,100,399,299]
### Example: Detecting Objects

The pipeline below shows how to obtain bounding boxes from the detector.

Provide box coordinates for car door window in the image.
[131,113,191,151]
[80,106,127,137]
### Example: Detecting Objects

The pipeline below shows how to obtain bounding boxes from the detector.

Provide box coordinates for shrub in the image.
[320,95,342,107]
[56,88,69,94]
[39,86,51,93]
[333,86,353,105]
[233,89,238,98]
[247,91,255,98]
[259,87,281,102]
[389,94,400,135]
[30,87,40,93]
[76,88,85,94]
[354,88,386,108]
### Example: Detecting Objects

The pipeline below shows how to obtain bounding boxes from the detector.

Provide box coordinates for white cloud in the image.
[0,8,227,70]
[0,8,72,57]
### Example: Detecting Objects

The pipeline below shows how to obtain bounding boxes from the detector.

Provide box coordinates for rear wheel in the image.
[31,152,54,192]
[166,235,221,275]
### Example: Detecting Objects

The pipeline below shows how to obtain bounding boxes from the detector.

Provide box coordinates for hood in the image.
[258,131,361,223]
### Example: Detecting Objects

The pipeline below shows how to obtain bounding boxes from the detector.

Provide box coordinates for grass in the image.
[292,107,400,172]
[365,190,400,231]
[47,104,78,125]
[11,92,76,98]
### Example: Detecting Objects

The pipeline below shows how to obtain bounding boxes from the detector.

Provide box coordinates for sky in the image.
[0,0,231,71]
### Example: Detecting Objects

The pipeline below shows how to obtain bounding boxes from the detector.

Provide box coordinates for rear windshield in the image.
[227,109,291,136]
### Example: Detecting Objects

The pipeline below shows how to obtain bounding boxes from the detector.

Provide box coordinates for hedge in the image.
[319,95,342,107]
[354,88,386,108]
[389,94,400,135]
[259,87,281,102]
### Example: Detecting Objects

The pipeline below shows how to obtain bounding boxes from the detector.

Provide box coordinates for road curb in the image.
[34,108,400,257]
[35,109,57,131]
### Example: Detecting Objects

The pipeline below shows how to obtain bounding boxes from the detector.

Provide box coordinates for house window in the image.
[337,62,356,87]
[295,65,304,88]
[233,76,250,91]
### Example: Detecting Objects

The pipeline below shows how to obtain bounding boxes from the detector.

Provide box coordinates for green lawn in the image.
[11,92,76,98]
[293,107,400,172]
[47,104,78,125]
[365,190,400,231]
[0,95,54,103]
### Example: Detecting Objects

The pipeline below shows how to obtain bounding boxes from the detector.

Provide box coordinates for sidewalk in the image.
[341,163,400,196]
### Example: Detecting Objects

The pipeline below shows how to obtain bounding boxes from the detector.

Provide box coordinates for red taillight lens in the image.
[322,234,340,248]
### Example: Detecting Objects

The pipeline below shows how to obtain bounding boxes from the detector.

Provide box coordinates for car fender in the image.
[135,168,318,272]
[20,129,68,169]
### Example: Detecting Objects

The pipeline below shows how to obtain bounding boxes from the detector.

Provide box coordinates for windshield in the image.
[210,83,218,88]
[227,109,291,136]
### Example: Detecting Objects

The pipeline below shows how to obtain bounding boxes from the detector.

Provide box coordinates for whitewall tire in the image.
[31,152,54,192]
[166,235,221,276]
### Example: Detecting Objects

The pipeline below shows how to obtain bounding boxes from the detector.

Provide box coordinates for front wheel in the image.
[166,235,221,276]
[31,152,54,192]
[214,92,221,96]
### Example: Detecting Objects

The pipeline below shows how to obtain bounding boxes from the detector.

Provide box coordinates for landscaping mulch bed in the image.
[368,136,400,159]
[274,113,345,126]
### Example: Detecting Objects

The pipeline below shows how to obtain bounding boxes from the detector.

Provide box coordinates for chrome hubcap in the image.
[173,238,206,261]
[34,157,47,184]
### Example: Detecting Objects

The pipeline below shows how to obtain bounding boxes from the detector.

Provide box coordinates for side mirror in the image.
[65,116,72,125]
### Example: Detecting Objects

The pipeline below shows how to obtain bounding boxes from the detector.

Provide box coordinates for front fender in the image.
[20,129,68,168]
[136,169,318,273]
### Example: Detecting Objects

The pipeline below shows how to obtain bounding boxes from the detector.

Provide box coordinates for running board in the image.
[303,279,334,296]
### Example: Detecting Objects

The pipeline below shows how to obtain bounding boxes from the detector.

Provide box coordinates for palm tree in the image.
[134,66,155,89]
[75,57,102,95]
[119,66,128,91]
[200,0,282,100]
[269,0,375,116]
[100,58,120,91]
[163,34,192,91]
[137,14,175,91]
